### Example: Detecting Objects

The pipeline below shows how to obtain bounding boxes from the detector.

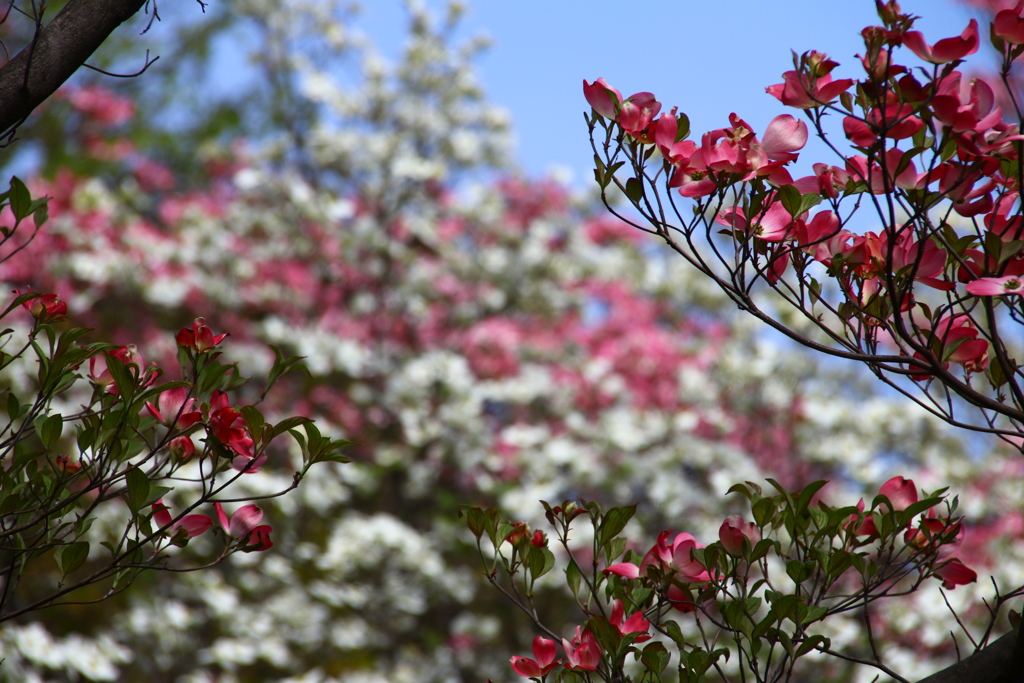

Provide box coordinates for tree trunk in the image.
[0,0,149,141]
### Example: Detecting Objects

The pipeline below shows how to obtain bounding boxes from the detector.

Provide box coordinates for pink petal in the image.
[880,476,918,511]
[179,514,214,538]
[228,504,264,538]
[966,276,1024,296]
[152,500,172,529]
[214,502,230,533]
[532,636,558,667]
[935,559,977,588]
[762,115,808,157]
[246,525,273,551]
[603,562,640,579]
[583,78,621,119]
[510,656,542,677]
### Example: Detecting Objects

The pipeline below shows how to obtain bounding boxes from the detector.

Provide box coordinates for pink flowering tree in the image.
[585,3,1024,442]
[0,175,348,626]
[466,473,991,682]
[572,1,1024,680]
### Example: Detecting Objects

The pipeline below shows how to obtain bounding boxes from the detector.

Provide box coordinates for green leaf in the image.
[752,498,777,527]
[240,405,266,443]
[839,91,854,113]
[752,613,778,640]
[495,522,515,547]
[39,413,63,449]
[750,538,774,562]
[727,483,752,499]
[938,135,963,162]
[777,630,795,660]
[33,200,48,227]
[641,641,670,674]
[264,345,310,398]
[125,467,150,513]
[104,354,136,399]
[769,593,799,621]
[796,481,828,514]
[598,504,636,546]
[271,416,313,440]
[460,506,486,539]
[902,497,943,521]
[786,559,811,584]
[528,546,555,579]
[565,559,582,596]
[776,185,802,217]
[987,353,1016,389]
[625,177,644,203]
[144,486,173,508]
[675,113,690,142]
[8,177,32,221]
[663,619,686,649]
[606,536,627,563]
[801,605,827,625]
[796,634,830,657]
[798,192,823,215]
[585,615,621,652]
[317,442,353,464]
[6,392,20,423]
[53,541,90,578]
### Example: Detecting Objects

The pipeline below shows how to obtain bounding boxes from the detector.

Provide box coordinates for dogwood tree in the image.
[0,1,1021,682]
[571,0,1024,680]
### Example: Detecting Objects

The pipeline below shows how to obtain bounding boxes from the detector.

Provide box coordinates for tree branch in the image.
[0,0,149,143]
[915,630,1019,683]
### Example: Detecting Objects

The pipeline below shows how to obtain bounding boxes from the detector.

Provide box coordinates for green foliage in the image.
[470,478,972,682]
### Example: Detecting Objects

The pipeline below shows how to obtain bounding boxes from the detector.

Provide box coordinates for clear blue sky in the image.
[359,0,978,187]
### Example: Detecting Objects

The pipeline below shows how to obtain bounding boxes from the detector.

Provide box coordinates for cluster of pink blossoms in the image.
[509,599,650,677]
[584,3,1024,380]
[28,301,275,552]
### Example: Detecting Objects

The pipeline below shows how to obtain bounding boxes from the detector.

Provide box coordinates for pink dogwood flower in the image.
[609,530,712,583]
[995,1,1024,45]
[152,499,213,539]
[914,314,990,375]
[583,78,622,119]
[89,345,158,394]
[719,515,761,556]
[767,70,853,109]
[562,627,601,671]
[207,390,259,469]
[18,290,68,320]
[176,317,229,353]
[849,498,879,537]
[965,275,1024,296]
[510,636,561,677]
[618,92,662,141]
[715,201,794,242]
[145,387,201,428]
[609,599,651,642]
[880,476,918,512]
[902,19,979,64]
[933,558,978,589]
[215,502,274,551]
[168,435,196,459]
[905,515,964,559]
[760,114,809,162]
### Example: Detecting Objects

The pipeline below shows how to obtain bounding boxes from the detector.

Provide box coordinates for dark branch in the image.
[914,630,1019,683]
[0,0,149,142]
[83,49,158,78]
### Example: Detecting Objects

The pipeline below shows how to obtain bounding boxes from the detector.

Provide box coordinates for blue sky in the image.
[359,0,979,186]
